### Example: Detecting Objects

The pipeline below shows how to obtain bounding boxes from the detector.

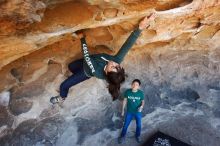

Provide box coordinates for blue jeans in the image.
[121,112,142,138]
[60,59,90,98]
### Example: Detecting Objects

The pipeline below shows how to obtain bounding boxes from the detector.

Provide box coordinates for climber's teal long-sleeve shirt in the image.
[81,28,142,79]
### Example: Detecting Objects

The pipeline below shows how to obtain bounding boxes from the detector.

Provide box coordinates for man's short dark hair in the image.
[132,79,141,85]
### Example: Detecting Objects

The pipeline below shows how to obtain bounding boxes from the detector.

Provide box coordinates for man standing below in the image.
[118,79,145,144]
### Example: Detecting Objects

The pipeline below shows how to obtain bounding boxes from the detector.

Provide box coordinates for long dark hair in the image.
[105,66,125,101]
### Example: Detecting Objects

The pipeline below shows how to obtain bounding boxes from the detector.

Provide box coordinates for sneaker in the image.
[50,96,65,104]
[136,137,141,143]
[118,136,125,144]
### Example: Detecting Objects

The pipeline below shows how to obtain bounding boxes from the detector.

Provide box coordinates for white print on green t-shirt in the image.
[127,96,141,100]
[82,44,95,73]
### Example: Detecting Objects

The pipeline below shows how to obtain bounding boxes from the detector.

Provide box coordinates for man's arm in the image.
[140,100,145,108]
[138,100,145,112]
[138,90,146,112]
[121,98,127,116]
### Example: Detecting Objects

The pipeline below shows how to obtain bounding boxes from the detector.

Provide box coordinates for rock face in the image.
[0,0,220,146]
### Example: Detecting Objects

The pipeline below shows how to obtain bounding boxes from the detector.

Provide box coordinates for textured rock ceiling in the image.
[0,0,220,146]
[0,0,219,69]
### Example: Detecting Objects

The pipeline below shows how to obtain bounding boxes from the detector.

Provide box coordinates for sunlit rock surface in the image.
[0,0,220,146]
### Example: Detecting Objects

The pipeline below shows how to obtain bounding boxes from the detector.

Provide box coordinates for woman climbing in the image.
[50,13,156,104]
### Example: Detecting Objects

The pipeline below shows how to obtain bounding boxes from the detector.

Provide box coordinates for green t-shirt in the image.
[124,89,144,113]
[81,28,142,79]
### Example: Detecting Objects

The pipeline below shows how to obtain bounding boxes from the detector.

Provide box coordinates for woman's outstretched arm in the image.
[114,13,156,63]
[113,28,142,64]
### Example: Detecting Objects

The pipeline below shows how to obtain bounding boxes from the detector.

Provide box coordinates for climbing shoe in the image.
[50,96,65,104]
